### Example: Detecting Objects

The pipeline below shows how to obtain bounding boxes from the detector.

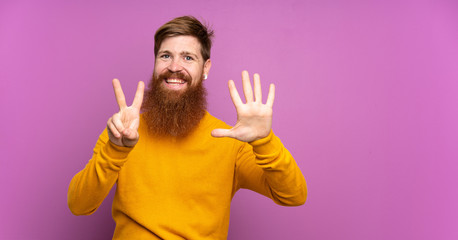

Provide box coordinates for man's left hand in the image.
[211,70,275,142]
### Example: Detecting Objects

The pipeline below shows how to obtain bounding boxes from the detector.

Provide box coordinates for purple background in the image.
[1,0,457,239]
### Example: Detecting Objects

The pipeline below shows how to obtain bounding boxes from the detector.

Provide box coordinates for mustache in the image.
[157,70,192,83]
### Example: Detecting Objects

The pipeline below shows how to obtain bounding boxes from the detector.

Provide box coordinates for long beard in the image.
[141,72,207,137]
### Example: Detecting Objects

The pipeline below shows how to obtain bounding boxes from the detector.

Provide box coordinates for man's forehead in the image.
[158,35,201,55]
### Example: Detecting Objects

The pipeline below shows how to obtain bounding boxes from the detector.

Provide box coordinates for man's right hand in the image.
[107,78,145,147]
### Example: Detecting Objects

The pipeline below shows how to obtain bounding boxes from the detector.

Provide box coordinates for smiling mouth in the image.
[163,78,189,91]
[165,78,186,84]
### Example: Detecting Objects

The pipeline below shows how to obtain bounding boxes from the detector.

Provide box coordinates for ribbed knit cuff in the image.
[99,141,134,170]
[104,140,134,159]
[249,130,281,155]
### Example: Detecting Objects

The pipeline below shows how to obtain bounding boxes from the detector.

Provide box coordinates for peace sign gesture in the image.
[211,71,275,142]
[107,79,145,147]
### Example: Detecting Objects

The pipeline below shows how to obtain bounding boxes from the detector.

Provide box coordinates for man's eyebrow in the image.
[158,50,171,55]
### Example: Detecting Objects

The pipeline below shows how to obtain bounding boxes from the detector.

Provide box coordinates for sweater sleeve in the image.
[67,129,133,215]
[234,130,307,206]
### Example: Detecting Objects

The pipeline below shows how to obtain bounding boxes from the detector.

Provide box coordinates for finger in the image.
[211,128,234,138]
[241,70,253,103]
[112,78,127,109]
[228,80,243,107]
[266,83,275,107]
[132,81,145,109]
[253,73,262,103]
[107,118,121,138]
[112,113,125,133]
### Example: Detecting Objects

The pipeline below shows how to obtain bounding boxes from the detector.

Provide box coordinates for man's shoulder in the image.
[201,111,231,129]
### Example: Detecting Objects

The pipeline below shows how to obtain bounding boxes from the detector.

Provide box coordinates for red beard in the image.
[141,71,207,137]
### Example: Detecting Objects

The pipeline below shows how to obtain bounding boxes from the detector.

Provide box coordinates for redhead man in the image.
[68,16,307,239]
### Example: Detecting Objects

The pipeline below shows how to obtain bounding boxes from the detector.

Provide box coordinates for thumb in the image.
[122,128,139,140]
[121,129,139,147]
[129,118,140,130]
[211,128,233,138]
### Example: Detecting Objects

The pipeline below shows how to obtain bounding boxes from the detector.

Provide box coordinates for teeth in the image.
[166,79,185,84]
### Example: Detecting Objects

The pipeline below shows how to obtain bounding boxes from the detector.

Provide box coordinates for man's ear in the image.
[203,59,212,78]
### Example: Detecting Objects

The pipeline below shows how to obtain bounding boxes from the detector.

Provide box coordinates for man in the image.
[68,16,307,239]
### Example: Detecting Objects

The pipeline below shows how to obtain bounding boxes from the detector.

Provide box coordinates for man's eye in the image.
[161,54,170,59]
[185,56,193,61]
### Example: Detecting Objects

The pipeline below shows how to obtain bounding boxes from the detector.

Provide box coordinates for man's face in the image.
[153,35,211,94]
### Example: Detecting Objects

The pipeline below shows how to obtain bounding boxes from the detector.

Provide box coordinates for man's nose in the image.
[167,58,183,72]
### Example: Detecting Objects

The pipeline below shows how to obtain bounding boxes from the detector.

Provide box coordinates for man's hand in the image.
[211,71,275,142]
[107,79,145,147]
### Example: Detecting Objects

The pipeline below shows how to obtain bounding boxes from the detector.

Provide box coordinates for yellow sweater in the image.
[68,112,307,239]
